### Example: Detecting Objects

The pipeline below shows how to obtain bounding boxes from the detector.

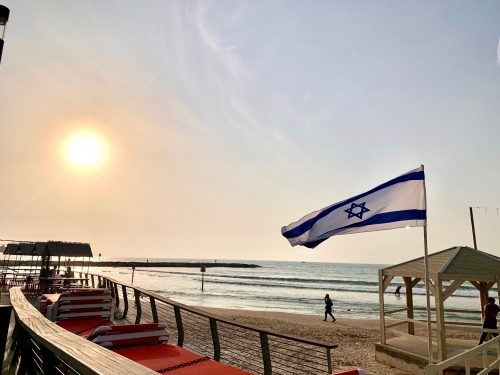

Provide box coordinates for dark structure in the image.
[0,5,10,65]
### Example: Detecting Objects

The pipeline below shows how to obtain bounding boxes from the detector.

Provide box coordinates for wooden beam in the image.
[384,307,408,315]
[411,277,422,288]
[382,275,394,291]
[403,276,414,335]
[378,269,386,345]
[385,321,407,329]
[427,279,435,296]
[479,282,489,323]
[442,280,463,301]
[470,281,481,290]
[486,281,495,290]
[434,275,446,361]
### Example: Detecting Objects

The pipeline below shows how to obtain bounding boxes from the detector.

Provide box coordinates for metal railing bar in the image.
[267,343,324,358]
[272,358,325,373]
[220,340,261,350]
[270,350,327,362]
[268,339,326,352]
[219,355,263,369]
[93,274,337,350]
[268,342,327,356]
[219,343,262,356]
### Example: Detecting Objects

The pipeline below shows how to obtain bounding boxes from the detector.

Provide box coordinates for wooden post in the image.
[404,277,415,335]
[150,296,158,323]
[121,285,128,319]
[113,283,119,308]
[469,207,478,249]
[17,326,33,374]
[201,265,206,291]
[174,306,184,347]
[259,332,272,375]
[423,224,433,364]
[41,345,58,373]
[497,276,500,306]
[434,274,446,361]
[378,269,386,344]
[0,305,12,369]
[91,274,95,288]
[326,348,332,374]
[479,282,488,322]
[209,318,220,361]
[134,289,141,324]
[131,266,135,284]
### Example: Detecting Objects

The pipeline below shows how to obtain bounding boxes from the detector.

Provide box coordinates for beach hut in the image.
[375,245,500,373]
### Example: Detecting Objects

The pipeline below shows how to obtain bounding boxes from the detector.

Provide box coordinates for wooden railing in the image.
[85,272,338,375]
[424,335,500,375]
[7,287,158,375]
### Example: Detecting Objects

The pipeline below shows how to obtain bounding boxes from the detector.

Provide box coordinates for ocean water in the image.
[86,259,493,321]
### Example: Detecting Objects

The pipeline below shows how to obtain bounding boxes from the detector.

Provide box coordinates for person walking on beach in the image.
[394,284,402,296]
[324,294,336,322]
[479,297,499,345]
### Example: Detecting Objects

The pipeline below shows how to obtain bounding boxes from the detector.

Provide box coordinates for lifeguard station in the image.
[375,246,500,374]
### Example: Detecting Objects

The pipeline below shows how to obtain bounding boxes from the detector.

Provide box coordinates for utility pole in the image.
[469,207,477,249]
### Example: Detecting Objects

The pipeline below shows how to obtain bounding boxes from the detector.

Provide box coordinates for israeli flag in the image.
[281,166,426,248]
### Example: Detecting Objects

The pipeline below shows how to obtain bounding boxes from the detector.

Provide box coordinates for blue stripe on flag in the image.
[301,209,426,248]
[282,169,424,239]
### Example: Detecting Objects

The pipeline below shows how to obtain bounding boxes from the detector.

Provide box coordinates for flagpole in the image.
[422,165,433,364]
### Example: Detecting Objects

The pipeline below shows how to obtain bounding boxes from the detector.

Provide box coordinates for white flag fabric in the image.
[281,166,426,248]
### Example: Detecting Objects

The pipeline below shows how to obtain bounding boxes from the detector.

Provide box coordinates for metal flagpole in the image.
[422,165,433,364]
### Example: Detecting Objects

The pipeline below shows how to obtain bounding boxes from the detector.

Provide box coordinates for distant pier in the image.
[85,261,260,268]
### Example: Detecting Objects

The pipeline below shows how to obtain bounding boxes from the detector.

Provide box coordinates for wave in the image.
[197,278,479,298]
[138,268,484,292]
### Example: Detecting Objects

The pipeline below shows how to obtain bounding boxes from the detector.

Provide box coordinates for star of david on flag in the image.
[281,166,427,248]
[344,202,370,219]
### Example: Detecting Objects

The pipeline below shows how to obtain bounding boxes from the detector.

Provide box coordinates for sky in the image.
[0,1,499,264]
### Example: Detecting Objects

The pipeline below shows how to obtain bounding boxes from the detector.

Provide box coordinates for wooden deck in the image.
[375,336,499,375]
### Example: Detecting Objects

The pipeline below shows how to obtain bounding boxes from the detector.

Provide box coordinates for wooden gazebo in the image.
[376,246,500,370]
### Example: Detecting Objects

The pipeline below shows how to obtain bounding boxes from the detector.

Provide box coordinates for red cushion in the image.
[113,344,250,374]
[57,317,114,338]
[87,323,168,348]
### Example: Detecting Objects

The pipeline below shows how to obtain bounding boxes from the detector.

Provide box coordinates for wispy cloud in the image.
[187,2,249,81]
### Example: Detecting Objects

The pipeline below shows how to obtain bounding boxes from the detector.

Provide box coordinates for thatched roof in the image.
[382,246,500,281]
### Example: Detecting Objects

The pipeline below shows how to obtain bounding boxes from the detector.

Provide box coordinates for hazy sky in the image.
[1,1,499,264]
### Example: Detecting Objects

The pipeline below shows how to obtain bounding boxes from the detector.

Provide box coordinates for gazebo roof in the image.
[4,242,37,255]
[35,241,93,257]
[382,246,500,281]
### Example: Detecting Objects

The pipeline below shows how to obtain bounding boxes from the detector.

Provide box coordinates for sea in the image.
[86,259,494,322]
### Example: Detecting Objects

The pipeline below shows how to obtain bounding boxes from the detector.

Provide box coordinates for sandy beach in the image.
[201,306,410,375]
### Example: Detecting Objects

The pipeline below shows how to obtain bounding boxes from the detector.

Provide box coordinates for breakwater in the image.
[4,260,260,268]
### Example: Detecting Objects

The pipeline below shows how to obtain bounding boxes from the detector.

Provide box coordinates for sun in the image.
[63,130,107,170]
